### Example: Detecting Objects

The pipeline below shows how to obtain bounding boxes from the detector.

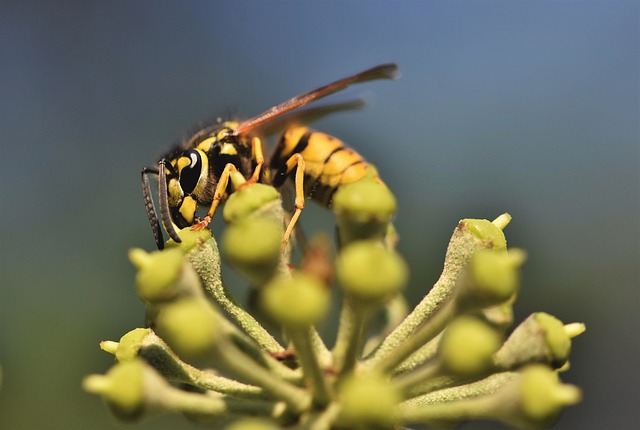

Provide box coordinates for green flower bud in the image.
[130,248,185,302]
[155,298,219,360]
[337,240,408,303]
[494,313,584,369]
[225,418,280,430]
[463,218,508,251]
[535,313,572,366]
[222,218,282,286]
[113,328,152,362]
[165,227,214,252]
[261,272,329,327]
[338,372,401,428]
[333,177,397,245]
[439,316,502,377]
[519,365,582,426]
[223,183,281,224]
[83,360,151,421]
[463,248,526,308]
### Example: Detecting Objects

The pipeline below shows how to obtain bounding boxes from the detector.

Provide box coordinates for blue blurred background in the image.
[1,1,638,429]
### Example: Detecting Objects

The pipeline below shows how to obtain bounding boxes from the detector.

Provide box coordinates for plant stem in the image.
[287,326,332,407]
[337,301,369,377]
[372,298,457,373]
[364,220,486,367]
[214,337,311,414]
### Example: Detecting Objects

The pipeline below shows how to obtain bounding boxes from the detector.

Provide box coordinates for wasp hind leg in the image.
[191,163,238,231]
[280,153,306,252]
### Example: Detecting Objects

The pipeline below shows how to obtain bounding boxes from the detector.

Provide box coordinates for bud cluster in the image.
[85,178,584,429]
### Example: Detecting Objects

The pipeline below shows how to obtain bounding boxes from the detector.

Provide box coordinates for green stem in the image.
[218,316,301,383]
[332,299,355,371]
[140,332,268,398]
[337,301,369,377]
[297,402,341,430]
[188,370,266,398]
[214,337,311,414]
[396,394,496,424]
[309,327,332,369]
[186,238,284,354]
[390,332,442,376]
[363,220,491,367]
[160,384,280,419]
[396,372,517,425]
[393,360,441,397]
[287,326,332,407]
[372,299,457,373]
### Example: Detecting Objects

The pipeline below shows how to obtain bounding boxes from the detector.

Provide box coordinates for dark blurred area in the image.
[1,1,638,429]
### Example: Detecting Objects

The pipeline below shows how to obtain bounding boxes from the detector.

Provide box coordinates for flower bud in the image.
[155,298,219,360]
[222,218,282,286]
[463,218,508,251]
[83,360,159,421]
[534,313,572,366]
[223,183,282,224]
[439,315,502,377]
[518,365,582,427]
[338,372,401,428]
[225,419,280,430]
[337,240,408,303]
[130,248,185,302]
[166,227,214,252]
[462,248,526,308]
[494,313,584,369]
[261,272,329,327]
[333,176,397,245]
[112,328,152,362]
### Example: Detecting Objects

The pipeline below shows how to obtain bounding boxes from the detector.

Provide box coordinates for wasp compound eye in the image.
[179,149,203,194]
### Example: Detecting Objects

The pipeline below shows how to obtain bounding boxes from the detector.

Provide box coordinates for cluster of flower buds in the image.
[85,175,584,429]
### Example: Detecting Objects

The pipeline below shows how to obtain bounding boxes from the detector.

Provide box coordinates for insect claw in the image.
[191,216,212,231]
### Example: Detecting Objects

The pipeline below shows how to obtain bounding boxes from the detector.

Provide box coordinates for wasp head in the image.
[164,148,210,228]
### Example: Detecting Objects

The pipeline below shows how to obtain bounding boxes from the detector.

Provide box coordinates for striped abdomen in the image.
[270,125,379,206]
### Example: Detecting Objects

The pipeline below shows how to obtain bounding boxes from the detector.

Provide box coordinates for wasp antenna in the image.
[233,63,400,137]
[141,167,165,249]
[158,160,183,244]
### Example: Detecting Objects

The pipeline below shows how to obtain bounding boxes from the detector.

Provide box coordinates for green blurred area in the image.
[1,1,638,429]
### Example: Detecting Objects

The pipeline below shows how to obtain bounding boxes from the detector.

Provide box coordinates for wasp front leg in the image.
[280,153,306,251]
[192,163,238,231]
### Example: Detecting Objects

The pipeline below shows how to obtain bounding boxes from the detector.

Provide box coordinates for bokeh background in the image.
[1,1,638,429]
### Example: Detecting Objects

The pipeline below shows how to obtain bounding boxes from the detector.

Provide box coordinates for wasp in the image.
[142,63,399,249]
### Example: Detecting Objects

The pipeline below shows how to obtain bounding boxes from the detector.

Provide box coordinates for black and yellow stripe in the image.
[271,125,378,206]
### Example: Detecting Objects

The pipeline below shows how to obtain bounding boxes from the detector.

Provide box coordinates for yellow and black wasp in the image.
[142,63,399,249]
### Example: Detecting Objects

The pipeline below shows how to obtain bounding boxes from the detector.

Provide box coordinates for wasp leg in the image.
[192,163,238,231]
[247,136,265,184]
[281,153,306,252]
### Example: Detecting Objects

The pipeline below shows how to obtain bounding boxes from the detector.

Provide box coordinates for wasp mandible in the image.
[142,63,399,249]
